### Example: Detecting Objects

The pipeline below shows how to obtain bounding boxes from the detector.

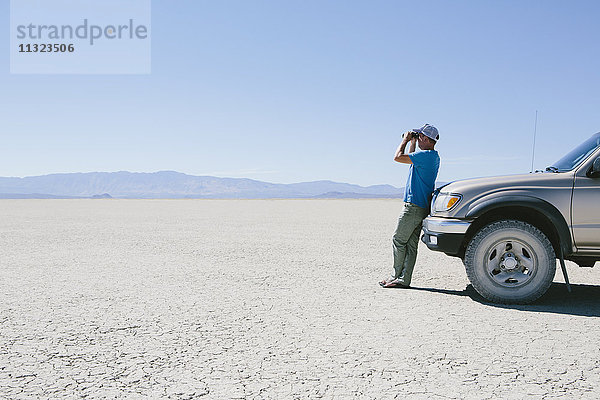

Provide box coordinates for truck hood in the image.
[437,172,575,218]
[441,172,573,194]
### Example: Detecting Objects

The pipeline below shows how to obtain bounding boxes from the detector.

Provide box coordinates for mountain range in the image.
[0,171,408,199]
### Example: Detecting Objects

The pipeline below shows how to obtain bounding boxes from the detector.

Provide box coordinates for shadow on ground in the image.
[410,283,600,317]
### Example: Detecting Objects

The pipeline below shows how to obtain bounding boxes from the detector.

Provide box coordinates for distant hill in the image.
[0,171,410,199]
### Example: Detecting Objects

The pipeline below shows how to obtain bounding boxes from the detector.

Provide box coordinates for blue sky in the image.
[2,0,599,186]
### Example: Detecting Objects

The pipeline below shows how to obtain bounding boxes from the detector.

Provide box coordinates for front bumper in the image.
[421,217,472,256]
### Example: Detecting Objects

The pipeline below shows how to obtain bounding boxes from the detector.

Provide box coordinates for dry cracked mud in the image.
[1,200,599,399]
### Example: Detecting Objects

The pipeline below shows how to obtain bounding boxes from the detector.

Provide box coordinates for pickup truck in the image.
[422,132,600,304]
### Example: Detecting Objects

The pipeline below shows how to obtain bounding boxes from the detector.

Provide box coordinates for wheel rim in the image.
[485,238,538,288]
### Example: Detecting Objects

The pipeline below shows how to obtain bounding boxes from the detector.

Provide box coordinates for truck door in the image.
[572,154,600,251]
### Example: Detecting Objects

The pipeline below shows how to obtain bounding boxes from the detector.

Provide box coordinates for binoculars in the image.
[404,131,420,139]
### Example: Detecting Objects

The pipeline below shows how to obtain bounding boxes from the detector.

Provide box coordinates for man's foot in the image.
[382,279,410,289]
[378,277,395,287]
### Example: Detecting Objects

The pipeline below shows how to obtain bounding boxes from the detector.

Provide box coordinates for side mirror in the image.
[588,157,600,178]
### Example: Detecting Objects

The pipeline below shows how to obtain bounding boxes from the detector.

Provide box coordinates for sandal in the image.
[382,280,410,289]
[379,277,393,287]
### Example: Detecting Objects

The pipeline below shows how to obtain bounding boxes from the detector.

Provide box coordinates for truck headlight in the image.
[433,193,462,212]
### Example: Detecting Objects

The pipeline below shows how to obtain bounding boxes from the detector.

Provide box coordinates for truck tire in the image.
[464,220,556,304]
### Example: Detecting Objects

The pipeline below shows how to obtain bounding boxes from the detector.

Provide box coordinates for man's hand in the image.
[402,131,416,144]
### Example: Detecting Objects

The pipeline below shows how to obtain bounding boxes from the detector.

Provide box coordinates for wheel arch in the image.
[460,195,572,259]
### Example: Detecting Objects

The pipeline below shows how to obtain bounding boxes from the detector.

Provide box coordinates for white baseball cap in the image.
[413,124,439,141]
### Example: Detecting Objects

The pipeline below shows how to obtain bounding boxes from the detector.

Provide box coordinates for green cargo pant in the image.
[391,202,429,285]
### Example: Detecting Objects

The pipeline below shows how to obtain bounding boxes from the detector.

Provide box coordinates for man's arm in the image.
[394,133,416,164]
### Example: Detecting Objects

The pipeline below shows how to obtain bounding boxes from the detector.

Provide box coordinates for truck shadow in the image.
[411,283,600,317]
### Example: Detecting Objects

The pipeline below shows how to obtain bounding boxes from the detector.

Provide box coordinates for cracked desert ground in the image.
[1,199,600,399]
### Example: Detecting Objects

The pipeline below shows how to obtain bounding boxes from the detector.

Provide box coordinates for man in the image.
[380,124,440,288]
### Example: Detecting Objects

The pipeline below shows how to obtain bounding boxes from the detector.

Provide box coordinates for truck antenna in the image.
[530,110,538,173]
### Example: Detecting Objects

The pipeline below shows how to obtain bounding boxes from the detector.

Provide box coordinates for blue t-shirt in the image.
[403,150,440,209]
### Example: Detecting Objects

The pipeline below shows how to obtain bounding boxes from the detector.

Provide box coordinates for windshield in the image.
[549,132,600,172]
